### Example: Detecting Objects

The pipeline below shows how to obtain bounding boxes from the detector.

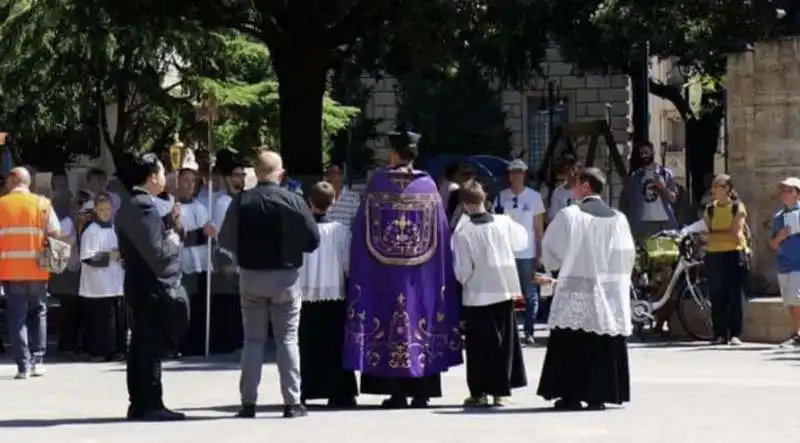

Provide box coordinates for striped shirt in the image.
[328,187,361,227]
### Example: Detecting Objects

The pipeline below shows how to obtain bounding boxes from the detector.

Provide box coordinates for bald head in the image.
[255,150,284,183]
[7,167,31,190]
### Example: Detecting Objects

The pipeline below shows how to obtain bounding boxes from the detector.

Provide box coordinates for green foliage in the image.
[396,62,511,161]
[0,0,360,171]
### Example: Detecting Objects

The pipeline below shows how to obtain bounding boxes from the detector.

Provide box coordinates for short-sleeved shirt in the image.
[772,203,800,273]
[493,187,545,259]
[705,200,747,253]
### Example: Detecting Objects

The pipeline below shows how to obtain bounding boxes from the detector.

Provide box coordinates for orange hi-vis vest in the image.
[0,190,50,281]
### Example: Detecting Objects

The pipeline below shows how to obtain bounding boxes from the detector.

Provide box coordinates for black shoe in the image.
[409,397,429,409]
[237,404,256,418]
[282,404,308,418]
[553,398,583,411]
[137,408,186,421]
[380,396,408,409]
[586,403,606,411]
[126,405,144,420]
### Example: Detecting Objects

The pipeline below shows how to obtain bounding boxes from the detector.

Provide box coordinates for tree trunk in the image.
[272,45,329,182]
[685,112,722,204]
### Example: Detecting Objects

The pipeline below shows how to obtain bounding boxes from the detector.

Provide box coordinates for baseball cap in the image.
[507,159,528,172]
[780,177,800,190]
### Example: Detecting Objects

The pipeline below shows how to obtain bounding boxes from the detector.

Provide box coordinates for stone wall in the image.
[726,37,800,291]
[361,45,632,189]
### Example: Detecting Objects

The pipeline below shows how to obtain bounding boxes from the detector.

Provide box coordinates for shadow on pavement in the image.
[0,415,225,428]
[180,403,463,414]
[681,345,776,352]
[432,405,624,415]
[628,340,711,349]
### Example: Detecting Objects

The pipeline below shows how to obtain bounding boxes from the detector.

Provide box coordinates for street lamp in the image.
[194,93,219,359]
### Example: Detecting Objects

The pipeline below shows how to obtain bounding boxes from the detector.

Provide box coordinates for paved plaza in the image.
[1,340,799,443]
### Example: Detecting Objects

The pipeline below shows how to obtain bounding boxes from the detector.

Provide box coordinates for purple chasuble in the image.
[343,167,463,377]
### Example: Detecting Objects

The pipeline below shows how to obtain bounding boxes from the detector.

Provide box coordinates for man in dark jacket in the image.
[219,149,320,419]
[116,153,187,421]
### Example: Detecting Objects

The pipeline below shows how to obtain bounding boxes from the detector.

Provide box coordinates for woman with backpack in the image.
[703,174,750,346]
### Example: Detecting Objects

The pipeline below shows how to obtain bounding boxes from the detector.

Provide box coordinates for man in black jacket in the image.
[219,149,320,419]
[116,153,187,421]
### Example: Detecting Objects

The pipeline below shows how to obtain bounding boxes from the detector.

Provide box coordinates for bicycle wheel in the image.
[675,280,714,341]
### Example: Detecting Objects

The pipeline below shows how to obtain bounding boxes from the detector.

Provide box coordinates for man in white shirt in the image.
[175,166,216,356]
[453,180,528,407]
[493,159,546,345]
[324,165,360,227]
[537,167,635,411]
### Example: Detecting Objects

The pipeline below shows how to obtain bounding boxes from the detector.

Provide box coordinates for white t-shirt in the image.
[640,168,669,222]
[493,187,546,259]
[79,222,124,298]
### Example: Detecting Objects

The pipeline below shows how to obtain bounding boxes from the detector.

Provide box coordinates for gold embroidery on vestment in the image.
[364,192,439,266]
[345,285,463,368]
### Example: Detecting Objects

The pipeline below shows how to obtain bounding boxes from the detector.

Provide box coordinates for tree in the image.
[396,62,511,162]
[546,0,785,201]
[100,0,552,177]
[0,0,358,172]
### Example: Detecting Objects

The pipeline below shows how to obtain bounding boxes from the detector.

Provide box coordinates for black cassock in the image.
[537,328,630,405]
[299,300,357,402]
[463,299,527,397]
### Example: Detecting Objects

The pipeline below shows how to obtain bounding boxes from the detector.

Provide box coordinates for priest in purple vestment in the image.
[343,127,463,409]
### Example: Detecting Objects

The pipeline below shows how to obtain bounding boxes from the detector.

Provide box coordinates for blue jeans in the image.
[3,281,48,372]
[515,258,539,337]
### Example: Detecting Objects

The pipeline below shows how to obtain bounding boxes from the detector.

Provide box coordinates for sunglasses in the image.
[512,196,519,209]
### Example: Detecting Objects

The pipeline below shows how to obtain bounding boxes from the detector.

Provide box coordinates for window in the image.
[526,96,569,172]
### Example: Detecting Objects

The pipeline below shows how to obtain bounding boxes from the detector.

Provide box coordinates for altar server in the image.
[208,159,245,353]
[79,193,126,361]
[175,158,216,356]
[343,127,462,409]
[537,167,635,411]
[452,180,528,407]
[297,181,358,407]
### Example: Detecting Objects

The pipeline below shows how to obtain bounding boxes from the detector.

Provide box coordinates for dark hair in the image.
[179,168,198,178]
[308,181,336,211]
[577,167,606,194]
[93,192,112,206]
[86,168,107,181]
[444,163,460,180]
[458,180,487,206]
[120,152,162,188]
[637,140,654,151]
[393,145,418,163]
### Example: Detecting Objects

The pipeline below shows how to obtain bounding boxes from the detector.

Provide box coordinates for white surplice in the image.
[298,219,350,302]
[452,213,529,307]
[79,222,124,298]
[542,197,636,336]
[179,199,212,274]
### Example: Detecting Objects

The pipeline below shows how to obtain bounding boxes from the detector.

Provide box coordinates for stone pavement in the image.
[1,341,799,443]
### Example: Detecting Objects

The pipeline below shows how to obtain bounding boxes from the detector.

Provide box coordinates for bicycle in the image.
[630,230,713,341]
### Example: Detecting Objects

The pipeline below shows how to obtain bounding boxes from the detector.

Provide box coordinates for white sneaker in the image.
[14,371,30,380]
[31,364,47,377]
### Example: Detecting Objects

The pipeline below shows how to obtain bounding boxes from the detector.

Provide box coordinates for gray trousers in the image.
[3,281,48,373]
[238,269,302,406]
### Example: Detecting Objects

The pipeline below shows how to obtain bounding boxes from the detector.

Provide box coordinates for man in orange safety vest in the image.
[0,166,60,379]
